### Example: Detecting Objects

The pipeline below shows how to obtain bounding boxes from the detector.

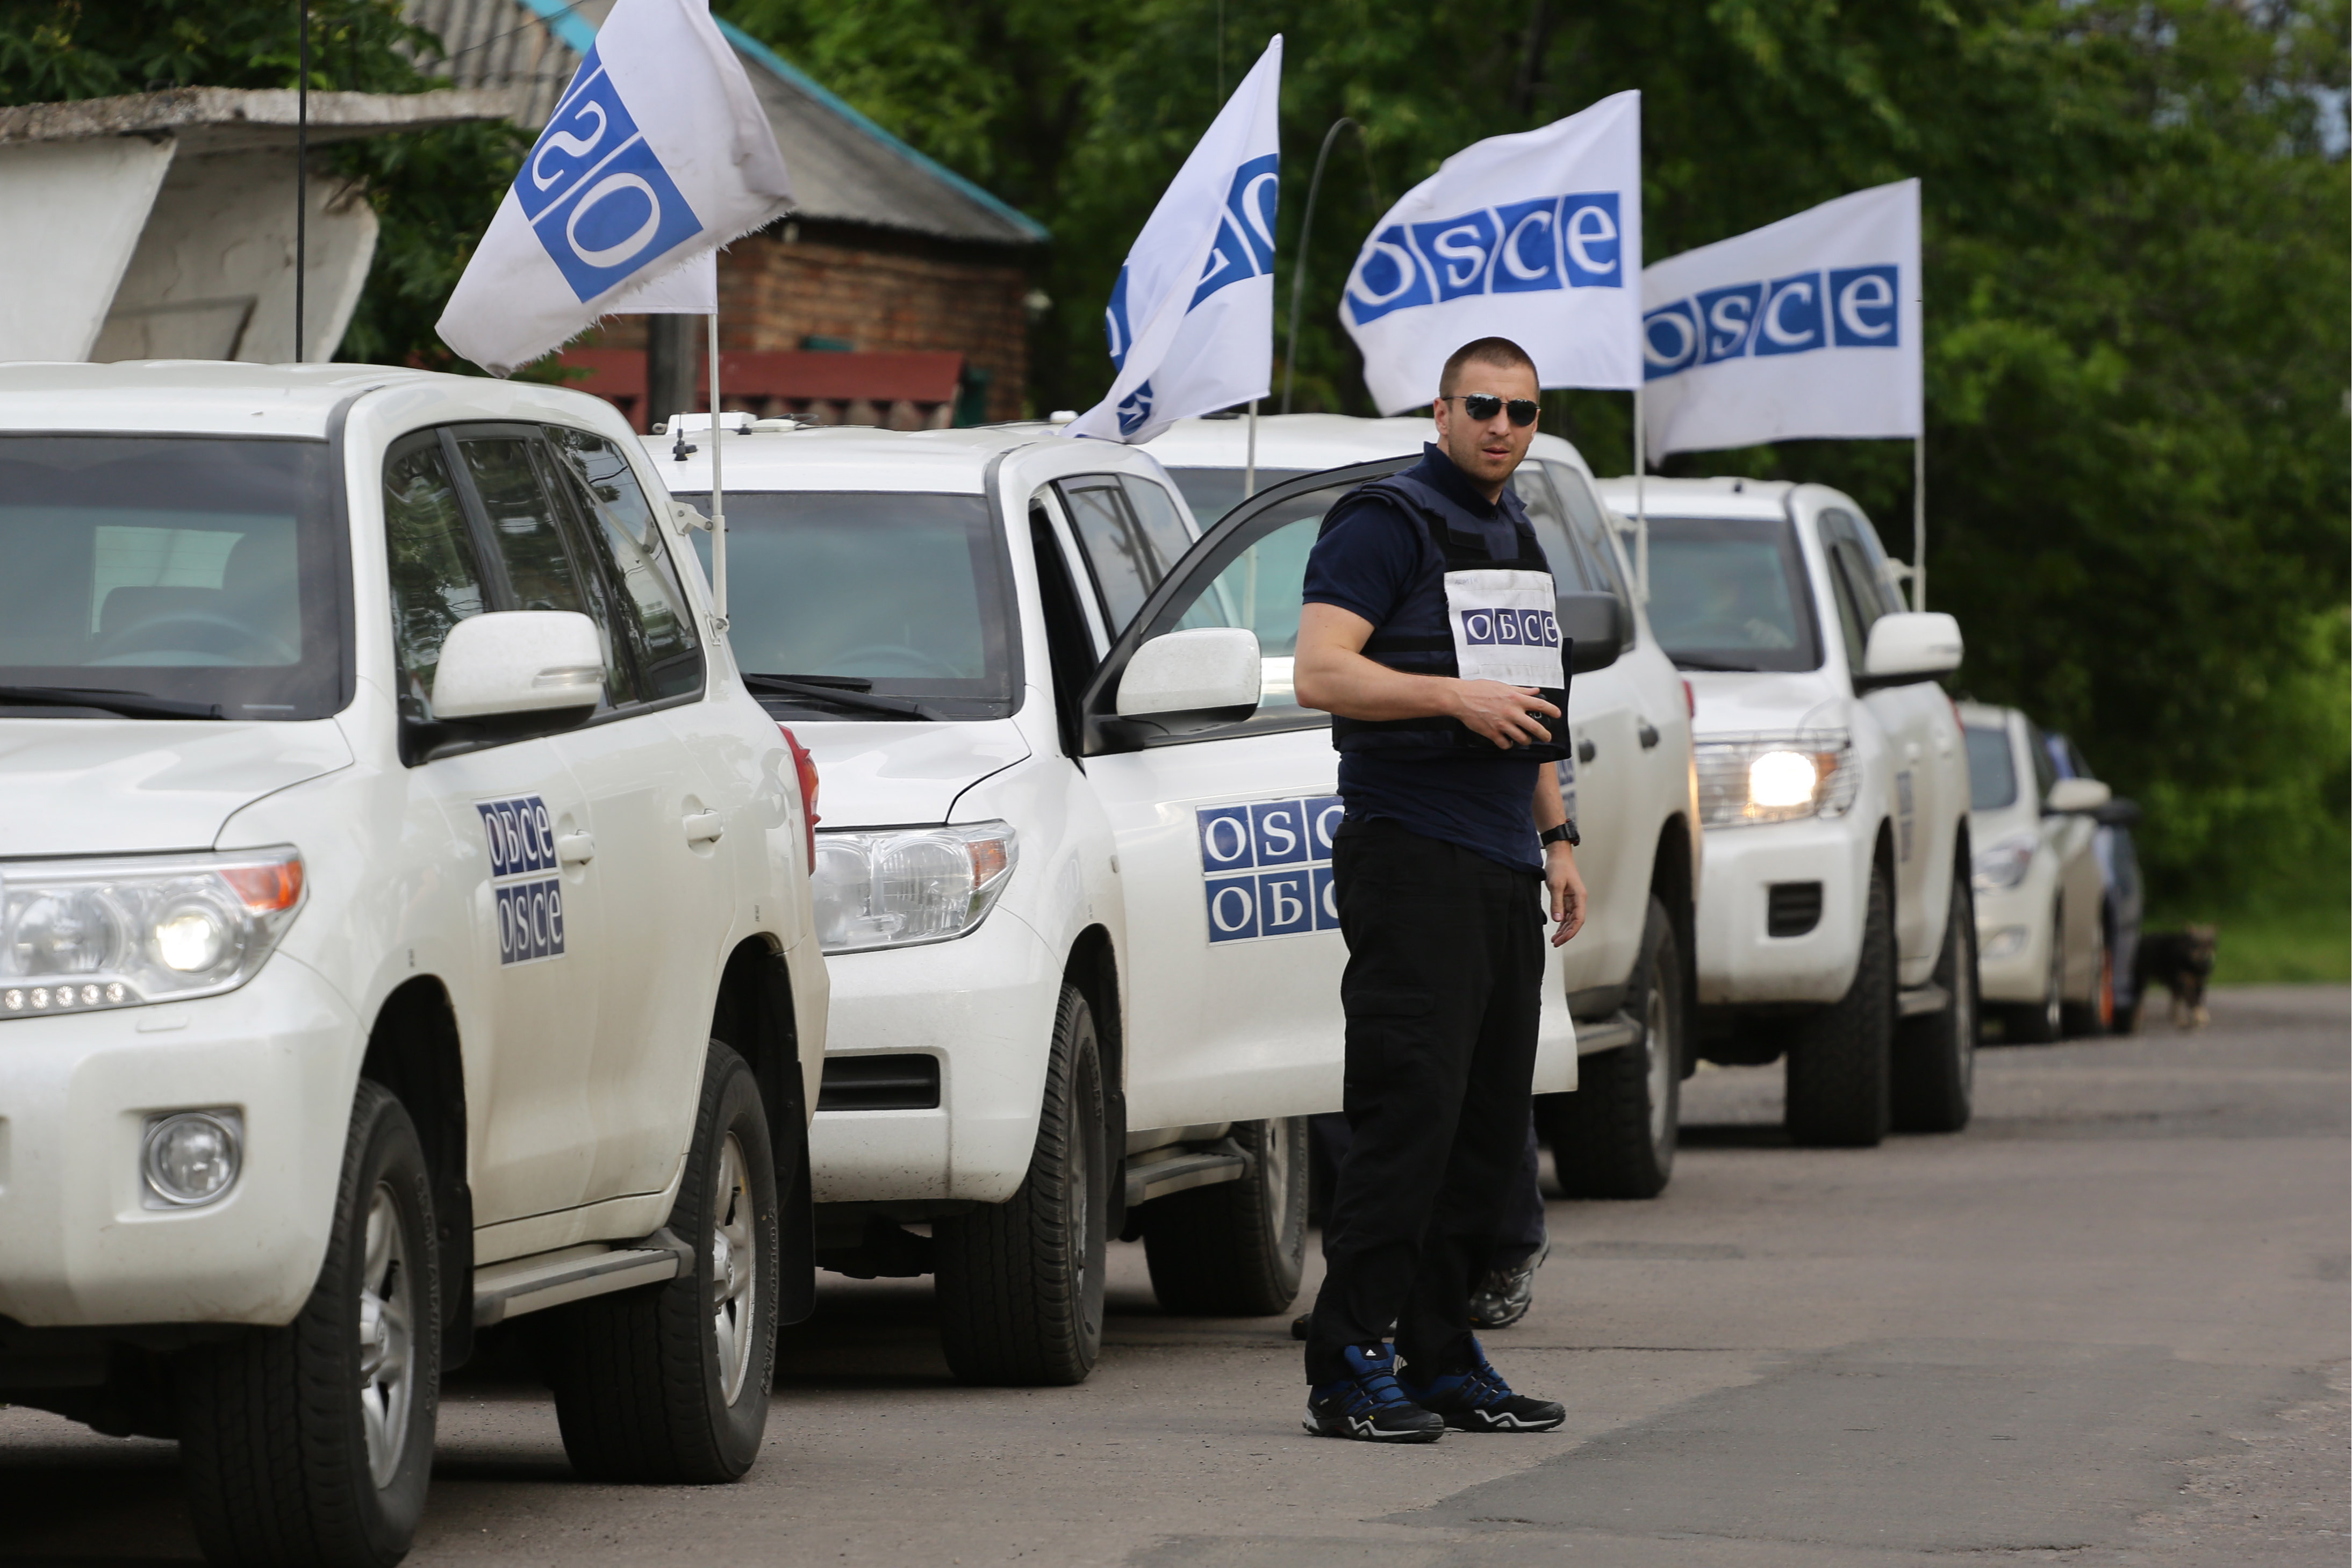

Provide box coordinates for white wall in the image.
[0,138,176,362]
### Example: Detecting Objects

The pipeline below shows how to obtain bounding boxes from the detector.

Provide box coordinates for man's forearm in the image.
[1533,764,1566,832]
[1295,644,1463,723]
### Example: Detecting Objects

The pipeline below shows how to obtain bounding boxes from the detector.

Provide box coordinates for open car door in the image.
[1075,461,1581,1134]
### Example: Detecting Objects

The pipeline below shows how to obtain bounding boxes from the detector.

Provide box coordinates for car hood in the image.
[0,718,355,858]
[790,718,1033,828]
[1684,670,1850,740]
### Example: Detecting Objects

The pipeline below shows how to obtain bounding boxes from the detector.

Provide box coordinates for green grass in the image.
[2145,900,2352,986]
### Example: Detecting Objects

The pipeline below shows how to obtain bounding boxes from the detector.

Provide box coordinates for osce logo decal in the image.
[476,795,565,965]
[1644,264,1899,381]
[521,47,705,304]
[1459,606,1560,650]
[1196,795,1344,944]
[1345,193,1622,328]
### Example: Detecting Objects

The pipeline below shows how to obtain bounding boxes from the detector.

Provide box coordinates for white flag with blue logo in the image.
[1640,179,1920,463]
[436,0,792,376]
[1065,37,1281,444]
[1340,92,1641,415]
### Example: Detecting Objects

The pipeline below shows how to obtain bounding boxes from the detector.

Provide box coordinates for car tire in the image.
[2006,902,2066,1044]
[1540,895,1684,1198]
[542,1040,778,1483]
[1141,1116,1308,1316]
[2062,917,2113,1038]
[1892,867,1978,1133]
[1785,866,1894,1148]
[178,1080,439,1568]
[934,983,1108,1385]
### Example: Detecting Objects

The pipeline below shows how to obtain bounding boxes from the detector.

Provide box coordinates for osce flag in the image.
[1640,179,1920,464]
[1340,92,1641,415]
[436,0,792,376]
[1066,37,1281,444]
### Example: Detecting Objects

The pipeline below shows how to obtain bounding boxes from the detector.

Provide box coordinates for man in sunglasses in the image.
[1290,335,1585,1442]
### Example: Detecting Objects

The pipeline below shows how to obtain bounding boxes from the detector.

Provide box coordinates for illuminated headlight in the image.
[1971,835,2037,892]
[1,850,304,1019]
[813,823,1017,953]
[142,1109,242,1207]
[1696,735,1859,827]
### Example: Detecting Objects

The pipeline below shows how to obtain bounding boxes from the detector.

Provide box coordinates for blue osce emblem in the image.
[1646,262,1902,380]
[1116,379,1155,437]
[476,795,564,963]
[520,48,704,304]
[1344,191,1621,329]
[1198,794,1345,944]
[1192,154,1281,309]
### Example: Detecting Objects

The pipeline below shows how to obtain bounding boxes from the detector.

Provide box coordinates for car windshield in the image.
[1644,514,1822,673]
[1966,725,2019,810]
[682,491,1016,719]
[1165,467,1315,528]
[0,436,342,720]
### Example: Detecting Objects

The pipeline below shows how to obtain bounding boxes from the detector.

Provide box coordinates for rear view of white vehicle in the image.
[1597,477,1977,1145]
[0,364,826,1567]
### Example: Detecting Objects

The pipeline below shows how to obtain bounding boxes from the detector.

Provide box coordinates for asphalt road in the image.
[5,984,2345,1568]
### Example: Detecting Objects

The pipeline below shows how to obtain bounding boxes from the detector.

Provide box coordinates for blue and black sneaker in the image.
[1303,1343,1446,1443]
[1398,1343,1566,1433]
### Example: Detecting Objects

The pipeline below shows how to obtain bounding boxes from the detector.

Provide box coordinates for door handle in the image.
[683,810,725,845]
[1638,721,1661,750]
[557,830,597,865]
[1577,738,1597,764]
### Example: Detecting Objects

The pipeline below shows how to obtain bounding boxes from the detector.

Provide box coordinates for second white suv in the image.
[1597,476,1977,1145]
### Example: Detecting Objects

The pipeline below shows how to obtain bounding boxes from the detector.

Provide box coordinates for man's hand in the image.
[1546,841,1586,947]
[1450,680,1560,749]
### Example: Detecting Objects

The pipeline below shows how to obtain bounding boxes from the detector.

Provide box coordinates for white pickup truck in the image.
[1150,414,1702,1198]
[0,364,826,1567]
[651,417,1602,1386]
[1596,476,1977,1145]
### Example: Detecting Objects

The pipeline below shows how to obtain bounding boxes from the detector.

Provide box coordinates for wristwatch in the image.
[1540,822,1579,848]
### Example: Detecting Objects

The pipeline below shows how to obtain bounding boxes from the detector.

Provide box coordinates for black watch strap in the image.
[1540,822,1579,848]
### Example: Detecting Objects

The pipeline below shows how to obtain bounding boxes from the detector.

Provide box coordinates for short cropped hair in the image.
[1438,336,1539,398]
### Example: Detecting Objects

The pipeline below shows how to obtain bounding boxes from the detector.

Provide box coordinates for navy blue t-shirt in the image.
[1302,445,1544,874]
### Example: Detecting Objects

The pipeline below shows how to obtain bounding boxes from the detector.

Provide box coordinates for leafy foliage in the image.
[721,0,2348,909]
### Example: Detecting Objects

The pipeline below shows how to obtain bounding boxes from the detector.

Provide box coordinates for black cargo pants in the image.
[1303,816,1545,1385]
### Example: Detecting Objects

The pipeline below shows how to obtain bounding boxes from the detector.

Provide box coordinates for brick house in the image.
[407,0,1048,427]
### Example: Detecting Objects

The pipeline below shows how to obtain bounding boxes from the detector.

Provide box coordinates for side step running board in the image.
[1573,1009,1644,1055]
[1125,1139,1252,1209]
[472,1228,693,1327]
[1898,982,1951,1018]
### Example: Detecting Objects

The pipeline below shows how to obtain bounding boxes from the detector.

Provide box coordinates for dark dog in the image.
[2135,925,2219,1028]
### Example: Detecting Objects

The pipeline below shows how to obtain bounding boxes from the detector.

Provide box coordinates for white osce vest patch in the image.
[1445,569,1564,689]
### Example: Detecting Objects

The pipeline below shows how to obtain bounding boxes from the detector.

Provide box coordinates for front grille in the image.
[1767,882,1824,937]
[818,1054,941,1112]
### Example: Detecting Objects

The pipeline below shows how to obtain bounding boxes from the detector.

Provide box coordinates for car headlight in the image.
[813,823,1017,953]
[1695,734,1859,828]
[1,849,304,1019]
[1971,834,2037,892]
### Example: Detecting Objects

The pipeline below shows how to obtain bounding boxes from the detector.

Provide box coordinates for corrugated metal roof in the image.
[404,0,1046,246]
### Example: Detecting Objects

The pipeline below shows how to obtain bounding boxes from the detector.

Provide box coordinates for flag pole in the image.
[707,308,727,629]
[1633,383,1649,602]
[294,0,307,362]
[1245,398,1258,498]
[1912,435,1926,611]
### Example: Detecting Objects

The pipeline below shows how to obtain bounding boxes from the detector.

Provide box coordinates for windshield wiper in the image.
[1670,656,1766,674]
[742,673,945,722]
[0,685,224,720]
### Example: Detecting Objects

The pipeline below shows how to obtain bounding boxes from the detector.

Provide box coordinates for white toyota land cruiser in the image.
[651,418,1588,1385]
[1595,476,1977,1145]
[1151,414,1702,1199]
[0,364,826,1567]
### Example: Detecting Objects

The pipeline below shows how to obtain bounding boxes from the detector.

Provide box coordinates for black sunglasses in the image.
[1443,393,1540,427]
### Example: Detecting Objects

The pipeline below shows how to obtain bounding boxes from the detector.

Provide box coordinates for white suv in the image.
[1595,476,1976,1145]
[1151,414,1702,1198]
[650,419,1588,1384]
[0,363,826,1566]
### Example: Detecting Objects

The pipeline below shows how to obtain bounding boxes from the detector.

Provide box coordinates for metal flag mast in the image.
[707,309,727,629]
[294,0,307,362]
[1633,383,1649,601]
[1912,435,1926,610]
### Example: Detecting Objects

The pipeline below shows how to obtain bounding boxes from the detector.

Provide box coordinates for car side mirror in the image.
[431,611,604,721]
[2045,776,2112,816]
[1860,611,1963,687]
[1559,591,1626,675]
[1114,626,1263,730]
[2094,796,2141,827]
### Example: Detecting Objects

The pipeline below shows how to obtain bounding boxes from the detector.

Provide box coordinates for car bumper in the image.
[1694,815,1873,1006]
[0,957,358,1329]
[810,912,1062,1207]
